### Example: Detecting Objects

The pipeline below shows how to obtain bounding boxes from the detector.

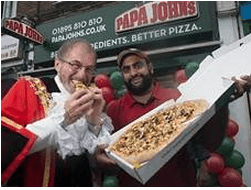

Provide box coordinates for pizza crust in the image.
[108,99,209,166]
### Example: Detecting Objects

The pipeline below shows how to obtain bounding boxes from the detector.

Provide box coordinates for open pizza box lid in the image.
[105,38,251,184]
[105,79,234,184]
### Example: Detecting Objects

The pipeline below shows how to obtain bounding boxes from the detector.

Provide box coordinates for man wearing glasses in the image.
[1,38,115,187]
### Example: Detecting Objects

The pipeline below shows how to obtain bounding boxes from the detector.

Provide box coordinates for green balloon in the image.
[185,62,199,78]
[225,150,245,169]
[116,88,127,98]
[217,137,235,157]
[110,71,124,90]
[103,176,118,187]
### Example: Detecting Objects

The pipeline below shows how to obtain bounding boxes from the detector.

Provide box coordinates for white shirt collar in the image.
[54,75,71,97]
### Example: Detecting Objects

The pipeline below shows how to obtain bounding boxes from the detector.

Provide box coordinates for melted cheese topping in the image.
[110,100,206,157]
[73,80,97,91]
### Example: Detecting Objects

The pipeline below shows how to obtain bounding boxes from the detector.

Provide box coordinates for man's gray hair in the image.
[55,38,96,60]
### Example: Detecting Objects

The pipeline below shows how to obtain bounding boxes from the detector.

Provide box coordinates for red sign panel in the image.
[115,1,199,33]
[3,19,45,45]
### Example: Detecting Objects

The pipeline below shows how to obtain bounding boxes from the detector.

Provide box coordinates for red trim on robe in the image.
[1,118,37,184]
[1,77,55,186]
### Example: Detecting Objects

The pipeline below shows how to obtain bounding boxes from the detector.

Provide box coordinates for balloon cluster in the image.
[175,62,199,84]
[204,119,245,187]
[110,71,127,98]
[176,62,246,186]
[94,71,126,106]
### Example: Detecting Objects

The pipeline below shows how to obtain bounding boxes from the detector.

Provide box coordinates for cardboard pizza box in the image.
[105,37,251,184]
[105,78,234,184]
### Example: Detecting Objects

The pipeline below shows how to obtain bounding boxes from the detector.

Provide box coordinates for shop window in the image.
[242,21,251,36]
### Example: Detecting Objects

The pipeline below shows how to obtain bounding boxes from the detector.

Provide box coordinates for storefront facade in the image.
[1,1,251,186]
[19,1,220,88]
[2,1,249,85]
[2,2,250,81]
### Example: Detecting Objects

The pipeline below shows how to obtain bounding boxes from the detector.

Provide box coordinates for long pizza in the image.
[107,99,209,166]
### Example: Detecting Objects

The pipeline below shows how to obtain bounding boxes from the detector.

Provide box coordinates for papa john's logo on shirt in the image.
[115,1,199,33]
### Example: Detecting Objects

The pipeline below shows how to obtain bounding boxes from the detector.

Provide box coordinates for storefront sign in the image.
[34,1,216,64]
[115,1,198,33]
[3,19,44,45]
[1,35,21,61]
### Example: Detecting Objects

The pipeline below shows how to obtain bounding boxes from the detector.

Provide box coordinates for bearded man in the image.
[106,48,231,186]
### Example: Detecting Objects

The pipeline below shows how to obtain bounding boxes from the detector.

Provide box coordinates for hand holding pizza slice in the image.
[64,80,104,125]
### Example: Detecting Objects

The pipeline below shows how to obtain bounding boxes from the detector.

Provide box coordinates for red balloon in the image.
[175,69,188,84]
[101,87,115,104]
[206,153,225,174]
[94,74,112,88]
[226,119,239,137]
[218,167,243,187]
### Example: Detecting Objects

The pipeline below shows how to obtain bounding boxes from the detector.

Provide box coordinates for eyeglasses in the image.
[121,61,145,74]
[58,56,96,74]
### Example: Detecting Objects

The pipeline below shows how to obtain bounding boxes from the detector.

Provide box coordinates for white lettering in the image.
[91,37,128,50]
[169,27,175,35]
[191,23,198,31]
[168,23,201,35]
[89,17,103,26]
[51,24,72,35]
[160,29,167,36]
[178,25,184,33]
[52,28,57,35]
[51,24,107,43]
[73,21,87,30]
[131,34,137,42]
[185,24,190,32]
[131,29,167,42]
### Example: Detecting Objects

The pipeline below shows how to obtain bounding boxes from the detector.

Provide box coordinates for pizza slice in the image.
[73,80,97,91]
